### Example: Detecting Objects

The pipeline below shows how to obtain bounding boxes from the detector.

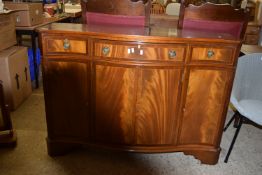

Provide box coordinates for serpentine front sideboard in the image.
[38,23,242,165]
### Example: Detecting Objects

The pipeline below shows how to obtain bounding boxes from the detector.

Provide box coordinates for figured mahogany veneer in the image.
[38,23,243,165]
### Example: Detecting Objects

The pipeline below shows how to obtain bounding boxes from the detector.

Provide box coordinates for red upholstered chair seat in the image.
[81,0,150,26]
[182,19,243,38]
[178,1,249,39]
[85,12,146,26]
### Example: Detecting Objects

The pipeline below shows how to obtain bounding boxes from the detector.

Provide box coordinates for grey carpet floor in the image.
[0,85,261,175]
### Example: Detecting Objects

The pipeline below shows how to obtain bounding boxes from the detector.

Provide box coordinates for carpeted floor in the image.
[0,85,261,175]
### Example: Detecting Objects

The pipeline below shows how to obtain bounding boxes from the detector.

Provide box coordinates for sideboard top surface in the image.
[38,23,241,44]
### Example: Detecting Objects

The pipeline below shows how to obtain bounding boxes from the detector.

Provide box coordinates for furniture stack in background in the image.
[243,0,262,45]
[0,11,32,111]
[0,11,16,51]
[5,1,44,89]
[4,1,43,26]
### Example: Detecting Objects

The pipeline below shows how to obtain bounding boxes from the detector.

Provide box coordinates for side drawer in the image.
[190,45,235,64]
[94,41,186,62]
[45,37,87,54]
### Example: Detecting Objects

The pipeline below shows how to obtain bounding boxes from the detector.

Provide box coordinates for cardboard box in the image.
[0,46,32,110]
[0,12,17,51]
[4,2,43,26]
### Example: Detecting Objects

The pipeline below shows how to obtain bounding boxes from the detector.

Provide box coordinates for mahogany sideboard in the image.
[38,23,242,165]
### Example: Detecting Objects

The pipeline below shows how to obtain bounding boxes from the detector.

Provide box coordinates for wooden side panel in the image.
[95,64,136,144]
[135,68,181,145]
[43,61,90,138]
[179,68,231,145]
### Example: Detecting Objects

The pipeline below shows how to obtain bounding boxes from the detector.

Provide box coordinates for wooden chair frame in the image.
[0,80,16,147]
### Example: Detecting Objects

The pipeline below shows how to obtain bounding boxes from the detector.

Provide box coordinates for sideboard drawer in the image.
[190,46,234,64]
[94,41,186,61]
[46,38,87,54]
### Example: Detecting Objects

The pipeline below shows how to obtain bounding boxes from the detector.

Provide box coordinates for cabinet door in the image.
[43,60,90,139]
[95,63,182,145]
[179,68,233,146]
[94,63,136,144]
[135,67,182,145]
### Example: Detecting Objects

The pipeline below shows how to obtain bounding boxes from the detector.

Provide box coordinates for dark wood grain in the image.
[43,60,90,139]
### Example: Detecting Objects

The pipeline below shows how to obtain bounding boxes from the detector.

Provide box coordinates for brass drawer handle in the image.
[63,39,70,50]
[102,46,110,56]
[207,50,215,58]
[169,50,176,58]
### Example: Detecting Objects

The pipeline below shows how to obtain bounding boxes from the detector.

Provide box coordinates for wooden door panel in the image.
[179,68,232,145]
[135,68,181,145]
[43,61,90,138]
[95,64,136,144]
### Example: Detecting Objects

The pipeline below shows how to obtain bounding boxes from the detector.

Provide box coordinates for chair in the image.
[178,0,249,39]
[80,0,151,26]
[223,53,262,163]
[0,80,16,147]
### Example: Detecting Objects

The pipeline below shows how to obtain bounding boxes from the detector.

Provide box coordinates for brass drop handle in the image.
[102,46,110,56]
[169,50,176,58]
[63,39,70,50]
[207,50,215,58]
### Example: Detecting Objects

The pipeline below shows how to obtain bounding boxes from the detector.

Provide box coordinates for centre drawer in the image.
[190,45,235,64]
[94,41,186,62]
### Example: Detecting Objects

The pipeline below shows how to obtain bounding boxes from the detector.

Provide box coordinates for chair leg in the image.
[224,114,243,163]
[224,112,238,132]
[233,115,240,128]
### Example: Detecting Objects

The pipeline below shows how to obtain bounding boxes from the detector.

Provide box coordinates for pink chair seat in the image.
[183,19,243,38]
[86,12,146,26]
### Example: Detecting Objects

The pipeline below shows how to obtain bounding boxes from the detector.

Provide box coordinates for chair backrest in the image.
[178,0,249,39]
[231,53,262,102]
[81,0,151,26]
